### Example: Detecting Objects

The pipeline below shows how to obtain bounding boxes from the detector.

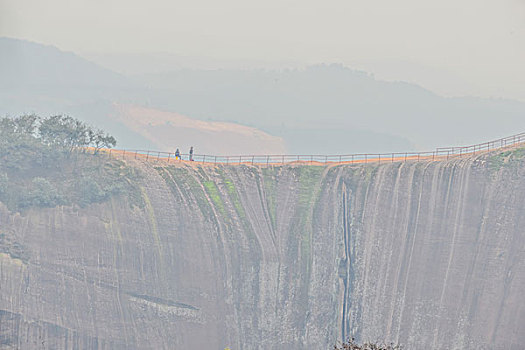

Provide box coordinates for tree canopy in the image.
[0,114,116,162]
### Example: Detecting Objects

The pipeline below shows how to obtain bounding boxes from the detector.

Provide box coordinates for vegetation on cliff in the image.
[487,147,525,172]
[0,115,141,211]
[334,338,401,350]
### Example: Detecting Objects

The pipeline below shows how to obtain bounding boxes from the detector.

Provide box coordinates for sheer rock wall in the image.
[1,152,524,349]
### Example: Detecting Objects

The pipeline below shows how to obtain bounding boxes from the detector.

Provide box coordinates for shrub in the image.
[76,177,107,207]
[21,177,65,208]
[334,338,402,350]
[0,115,143,211]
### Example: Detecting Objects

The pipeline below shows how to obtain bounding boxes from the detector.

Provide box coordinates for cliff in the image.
[1,149,524,349]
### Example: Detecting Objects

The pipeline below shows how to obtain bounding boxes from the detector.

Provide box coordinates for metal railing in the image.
[98,132,525,166]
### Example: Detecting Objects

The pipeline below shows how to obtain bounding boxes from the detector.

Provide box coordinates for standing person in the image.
[189,146,194,161]
[175,148,180,160]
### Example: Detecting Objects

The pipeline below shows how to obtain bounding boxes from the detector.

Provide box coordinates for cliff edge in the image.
[1,148,524,349]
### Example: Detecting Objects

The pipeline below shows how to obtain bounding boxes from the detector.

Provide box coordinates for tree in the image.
[38,115,90,153]
[0,115,42,169]
[22,177,65,208]
[12,114,39,136]
[88,128,117,154]
[0,114,117,165]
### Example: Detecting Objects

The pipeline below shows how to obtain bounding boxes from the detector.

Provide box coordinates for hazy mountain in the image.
[0,37,152,149]
[0,38,285,153]
[3,37,525,155]
[82,51,303,75]
[0,37,130,89]
[113,104,286,155]
[135,66,525,152]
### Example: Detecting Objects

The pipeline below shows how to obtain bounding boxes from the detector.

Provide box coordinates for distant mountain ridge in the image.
[0,38,286,154]
[0,37,130,88]
[2,37,525,154]
[133,65,525,152]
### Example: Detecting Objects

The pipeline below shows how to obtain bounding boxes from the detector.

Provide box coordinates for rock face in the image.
[1,152,524,349]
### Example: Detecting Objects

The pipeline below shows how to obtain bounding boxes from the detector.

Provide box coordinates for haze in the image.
[2,0,525,101]
[1,3,525,348]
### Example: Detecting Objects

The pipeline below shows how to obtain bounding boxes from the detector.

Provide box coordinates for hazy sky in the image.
[1,0,524,100]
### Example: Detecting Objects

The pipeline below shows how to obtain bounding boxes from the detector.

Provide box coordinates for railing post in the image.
[252,156,255,165]
[365,154,368,163]
[239,156,242,164]
[167,153,171,163]
[325,155,328,164]
[267,156,270,167]
[146,151,149,160]
[203,155,206,164]
[282,155,285,165]
[378,154,380,164]
[135,151,138,159]
[157,152,160,161]
[122,150,125,159]
[392,153,394,162]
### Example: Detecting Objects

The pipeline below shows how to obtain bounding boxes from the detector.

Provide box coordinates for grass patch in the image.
[203,181,227,217]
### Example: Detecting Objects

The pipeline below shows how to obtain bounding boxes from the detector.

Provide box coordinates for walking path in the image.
[97,132,525,167]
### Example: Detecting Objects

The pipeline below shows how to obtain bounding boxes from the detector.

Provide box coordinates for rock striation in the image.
[1,150,524,349]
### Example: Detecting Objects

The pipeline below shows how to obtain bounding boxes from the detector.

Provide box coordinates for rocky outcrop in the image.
[1,150,524,349]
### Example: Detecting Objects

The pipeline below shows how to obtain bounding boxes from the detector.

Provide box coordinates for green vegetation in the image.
[23,177,65,208]
[487,147,525,171]
[334,338,402,349]
[203,180,227,216]
[214,167,246,219]
[0,115,116,170]
[0,115,141,211]
[297,166,324,206]
[261,167,278,230]
[294,166,324,278]
[223,178,245,219]
[157,166,217,222]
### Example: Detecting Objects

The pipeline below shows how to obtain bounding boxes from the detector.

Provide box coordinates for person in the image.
[175,148,180,160]
[189,146,194,161]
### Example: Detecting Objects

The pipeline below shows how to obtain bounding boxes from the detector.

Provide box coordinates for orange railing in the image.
[99,132,525,166]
